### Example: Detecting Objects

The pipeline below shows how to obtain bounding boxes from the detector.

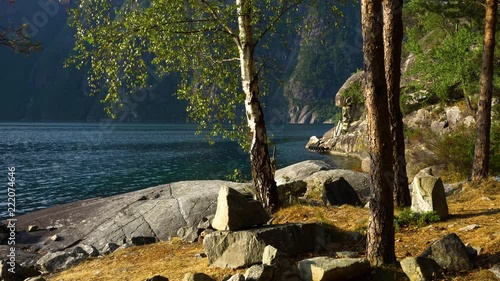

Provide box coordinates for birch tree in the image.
[67,0,341,212]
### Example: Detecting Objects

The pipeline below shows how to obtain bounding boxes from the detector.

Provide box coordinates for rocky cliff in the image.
[305,67,498,179]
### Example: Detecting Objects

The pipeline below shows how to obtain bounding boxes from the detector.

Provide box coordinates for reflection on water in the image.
[0,123,359,217]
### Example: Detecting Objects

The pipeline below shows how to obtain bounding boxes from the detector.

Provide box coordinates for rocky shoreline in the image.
[0,160,495,281]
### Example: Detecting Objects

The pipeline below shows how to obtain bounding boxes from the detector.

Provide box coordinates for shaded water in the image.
[0,123,359,217]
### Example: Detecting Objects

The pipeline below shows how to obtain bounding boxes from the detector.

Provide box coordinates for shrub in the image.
[226,168,248,183]
[394,208,441,231]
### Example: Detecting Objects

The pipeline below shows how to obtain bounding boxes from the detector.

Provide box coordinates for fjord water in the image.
[0,123,359,218]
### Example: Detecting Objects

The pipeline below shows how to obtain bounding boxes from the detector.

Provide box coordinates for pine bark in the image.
[472,0,498,181]
[237,0,280,213]
[361,0,396,266]
[382,0,411,207]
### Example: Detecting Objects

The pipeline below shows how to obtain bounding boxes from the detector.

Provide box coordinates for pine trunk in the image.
[382,0,411,207]
[361,0,396,266]
[237,0,280,213]
[472,0,498,181]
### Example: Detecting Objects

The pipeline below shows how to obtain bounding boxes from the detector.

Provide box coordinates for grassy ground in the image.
[48,179,500,281]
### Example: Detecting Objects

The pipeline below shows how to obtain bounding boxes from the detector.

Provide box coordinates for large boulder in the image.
[322,177,362,206]
[420,233,472,272]
[304,170,371,201]
[275,160,333,184]
[203,223,326,269]
[410,170,448,219]
[211,187,270,231]
[400,257,441,281]
[297,257,370,281]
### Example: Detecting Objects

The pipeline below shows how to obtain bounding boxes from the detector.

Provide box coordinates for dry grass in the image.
[48,238,243,281]
[48,179,500,281]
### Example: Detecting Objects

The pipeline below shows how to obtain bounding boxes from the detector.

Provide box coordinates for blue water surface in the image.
[0,123,358,217]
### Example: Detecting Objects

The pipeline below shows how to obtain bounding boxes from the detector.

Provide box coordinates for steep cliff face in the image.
[0,2,362,123]
[283,6,363,124]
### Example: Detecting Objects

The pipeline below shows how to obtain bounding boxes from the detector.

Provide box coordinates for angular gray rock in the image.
[226,273,245,281]
[211,187,270,231]
[204,223,325,269]
[275,160,333,184]
[72,244,99,257]
[400,257,441,281]
[297,257,370,281]
[131,236,157,246]
[410,172,448,219]
[36,251,86,272]
[334,251,359,259]
[244,264,275,281]
[304,169,371,201]
[182,272,215,281]
[489,264,500,279]
[24,277,46,281]
[13,180,249,257]
[274,161,335,203]
[145,276,169,281]
[197,215,214,230]
[420,233,472,272]
[177,226,200,243]
[322,177,362,206]
[101,243,120,255]
[262,245,278,266]
[0,260,40,281]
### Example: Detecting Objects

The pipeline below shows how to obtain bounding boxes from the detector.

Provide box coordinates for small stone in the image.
[27,225,39,232]
[459,224,480,232]
[145,275,169,281]
[195,253,207,258]
[116,243,133,252]
[50,235,61,241]
[197,215,214,230]
[298,257,370,281]
[400,256,440,281]
[244,264,274,281]
[334,251,359,258]
[200,229,213,238]
[262,245,278,266]
[72,244,99,257]
[481,196,492,201]
[24,277,46,281]
[182,272,215,281]
[226,273,245,281]
[46,225,57,231]
[101,243,120,255]
[177,226,199,243]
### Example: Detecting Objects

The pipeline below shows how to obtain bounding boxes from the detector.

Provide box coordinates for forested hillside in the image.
[0,0,362,123]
